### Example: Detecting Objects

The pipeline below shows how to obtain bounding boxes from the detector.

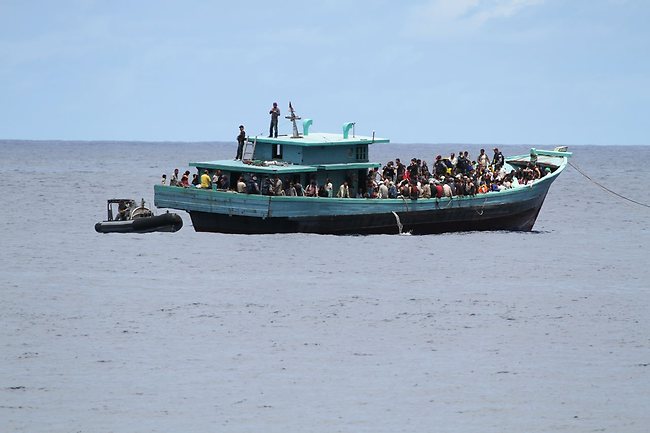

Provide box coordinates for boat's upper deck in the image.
[246,132,389,147]
[189,159,380,174]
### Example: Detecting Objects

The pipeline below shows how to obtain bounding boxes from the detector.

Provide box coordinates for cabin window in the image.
[272,144,283,159]
[355,145,367,161]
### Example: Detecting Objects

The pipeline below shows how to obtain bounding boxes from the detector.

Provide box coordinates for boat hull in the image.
[155,172,557,235]
[187,194,545,234]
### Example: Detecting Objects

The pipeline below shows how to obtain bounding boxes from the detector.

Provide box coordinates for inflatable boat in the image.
[95,199,183,234]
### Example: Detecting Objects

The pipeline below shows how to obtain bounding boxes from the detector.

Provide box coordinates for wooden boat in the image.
[95,199,183,234]
[154,108,571,235]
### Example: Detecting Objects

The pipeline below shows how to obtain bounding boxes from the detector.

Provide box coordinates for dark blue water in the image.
[2,140,649,432]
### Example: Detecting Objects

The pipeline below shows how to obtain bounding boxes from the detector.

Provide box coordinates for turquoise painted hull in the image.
[154,156,567,235]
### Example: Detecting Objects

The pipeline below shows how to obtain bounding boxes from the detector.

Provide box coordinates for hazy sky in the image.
[1,0,648,144]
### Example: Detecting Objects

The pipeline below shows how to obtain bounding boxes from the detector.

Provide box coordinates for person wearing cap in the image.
[269,102,280,138]
[378,180,389,199]
[434,155,447,176]
[236,125,246,160]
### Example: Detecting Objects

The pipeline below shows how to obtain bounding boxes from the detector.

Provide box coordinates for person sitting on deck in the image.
[442,179,453,197]
[180,170,190,187]
[237,176,247,193]
[191,173,200,187]
[247,175,260,194]
[421,179,432,198]
[433,180,444,198]
[409,180,419,200]
[317,185,329,197]
[170,168,179,186]
[398,180,410,197]
[218,173,229,190]
[212,170,220,189]
[366,178,377,198]
[305,180,318,197]
[388,181,398,199]
[378,180,389,199]
[269,174,284,196]
[200,170,211,189]
[337,181,350,198]
[325,178,333,197]
[285,182,297,196]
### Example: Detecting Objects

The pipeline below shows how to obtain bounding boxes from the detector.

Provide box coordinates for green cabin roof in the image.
[190,160,318,174]
[190,160,381,174]
[246,132,388,147]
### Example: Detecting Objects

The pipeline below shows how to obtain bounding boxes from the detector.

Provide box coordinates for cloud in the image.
[406,0,545,38]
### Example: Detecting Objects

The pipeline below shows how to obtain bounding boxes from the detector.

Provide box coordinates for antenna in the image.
[285,102,302,139]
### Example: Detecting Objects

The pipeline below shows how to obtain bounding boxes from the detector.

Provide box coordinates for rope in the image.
[569,161,650,208]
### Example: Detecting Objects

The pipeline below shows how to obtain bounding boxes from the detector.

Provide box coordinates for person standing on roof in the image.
[269,102,280,138]
[236,125,246,160]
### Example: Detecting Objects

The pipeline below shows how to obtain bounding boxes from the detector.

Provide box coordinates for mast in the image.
[285,101,302,138]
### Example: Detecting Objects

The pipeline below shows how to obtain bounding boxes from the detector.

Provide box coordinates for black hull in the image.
[95,213,183,234]
[188,192,548,235]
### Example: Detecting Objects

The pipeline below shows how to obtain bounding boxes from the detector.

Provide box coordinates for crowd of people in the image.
[360,147,551,199]
[161,147,552,199]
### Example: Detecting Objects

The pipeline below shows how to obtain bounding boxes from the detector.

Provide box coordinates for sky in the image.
[1,0,648,145]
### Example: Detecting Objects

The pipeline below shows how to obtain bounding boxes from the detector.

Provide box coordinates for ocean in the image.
[1,140,649,433]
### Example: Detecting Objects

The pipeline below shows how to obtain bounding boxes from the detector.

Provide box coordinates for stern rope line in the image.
[569,161,649,208]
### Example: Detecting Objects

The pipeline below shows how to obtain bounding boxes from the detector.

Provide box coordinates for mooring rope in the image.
[569,161,650,208]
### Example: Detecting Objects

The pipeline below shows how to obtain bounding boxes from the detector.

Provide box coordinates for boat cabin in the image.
[190,119,389,196]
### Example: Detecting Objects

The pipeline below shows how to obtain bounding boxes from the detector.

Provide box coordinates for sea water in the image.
[1,141,649,433]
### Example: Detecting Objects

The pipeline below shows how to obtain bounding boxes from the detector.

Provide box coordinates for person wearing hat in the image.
[434,155,447,177]
[378,179,389,199]
[235,125,246,160]
[269,102,280,138]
